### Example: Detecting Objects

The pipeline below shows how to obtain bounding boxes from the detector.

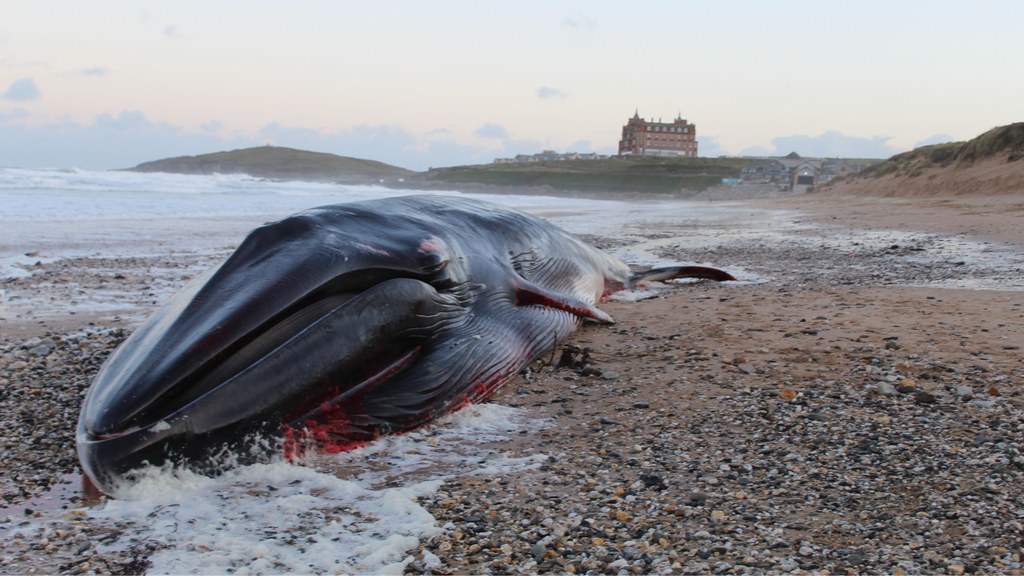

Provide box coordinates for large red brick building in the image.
[618,110,698,157]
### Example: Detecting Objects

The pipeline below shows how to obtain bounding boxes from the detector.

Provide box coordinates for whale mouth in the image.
[131,287,366,431]
[76,248,475,494]
[76,204,473,494]
[88,267,425,434]
[88,426,143,442]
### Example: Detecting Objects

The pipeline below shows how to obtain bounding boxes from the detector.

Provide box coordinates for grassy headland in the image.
[819,123,1024,198]
[128,146,414,184]
[846,123,1024,180]
[410,156,753,195]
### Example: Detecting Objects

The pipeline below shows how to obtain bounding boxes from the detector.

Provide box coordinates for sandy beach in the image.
[2,189,1023,574]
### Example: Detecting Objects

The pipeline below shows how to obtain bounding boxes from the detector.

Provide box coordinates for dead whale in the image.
[76,194,735,493]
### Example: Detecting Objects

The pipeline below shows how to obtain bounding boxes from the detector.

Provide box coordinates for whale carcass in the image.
[77,195,735,493]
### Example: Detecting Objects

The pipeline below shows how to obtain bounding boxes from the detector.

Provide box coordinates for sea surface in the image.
[0,167,783,280]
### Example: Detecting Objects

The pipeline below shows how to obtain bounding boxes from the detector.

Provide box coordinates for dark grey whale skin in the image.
[77,194,734,493]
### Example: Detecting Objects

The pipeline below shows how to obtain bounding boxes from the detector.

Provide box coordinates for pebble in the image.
[735,363,757,375]
[876,381,899,396]
[1,329,125,507]
[914,390,938,404]
[27,339,56,357]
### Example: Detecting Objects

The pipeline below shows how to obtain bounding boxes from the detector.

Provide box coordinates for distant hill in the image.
[128,146,414,183]
[411,156,754,195]
[821,123,1024,198]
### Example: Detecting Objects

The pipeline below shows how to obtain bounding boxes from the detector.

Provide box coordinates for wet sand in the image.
[2,191,1023,574]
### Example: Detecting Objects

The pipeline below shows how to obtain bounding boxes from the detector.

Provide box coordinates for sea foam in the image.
[86,403,545,575]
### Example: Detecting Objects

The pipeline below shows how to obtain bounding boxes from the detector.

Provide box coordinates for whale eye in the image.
[419,252,448,273]
[417,236,450,275]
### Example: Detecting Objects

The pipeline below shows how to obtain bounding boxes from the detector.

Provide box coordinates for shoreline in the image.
[760,191,1024,248]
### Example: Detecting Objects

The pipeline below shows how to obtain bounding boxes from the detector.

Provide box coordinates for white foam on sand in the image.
[0,253,54,279]
[86,403,545,575]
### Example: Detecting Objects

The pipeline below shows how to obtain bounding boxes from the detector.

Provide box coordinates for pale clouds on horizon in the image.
[0,1,1019,169]
[0,106,924,170]
[2,78,41,101]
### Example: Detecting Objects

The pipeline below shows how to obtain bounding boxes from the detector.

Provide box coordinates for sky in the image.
[2,1,1023,171]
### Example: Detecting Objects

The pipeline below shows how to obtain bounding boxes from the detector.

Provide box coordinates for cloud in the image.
[914,133,954,148]
[0,108,544,171]
[696,136,728,157]
[256,122,430,167]
[487,138,547,160]
[537,86,565,100]
[767,130,899,158]
[256,122,545,169]
[0,107,31,122]
[163,24,181,39]
[95,110,150,130]
[737,144,773,157]
[566,140,616,156]
[247,122,421,168]
[0,110,212,169]
[3,78,41,101]
[473,122,509,139]
[413,138,496,169]
[200,120,224,133]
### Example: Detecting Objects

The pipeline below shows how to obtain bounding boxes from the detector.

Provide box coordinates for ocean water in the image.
[0,167,772,280]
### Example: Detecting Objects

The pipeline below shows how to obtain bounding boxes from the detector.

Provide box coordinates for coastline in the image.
[2,186,1023,574]
[761,191,1024,247]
